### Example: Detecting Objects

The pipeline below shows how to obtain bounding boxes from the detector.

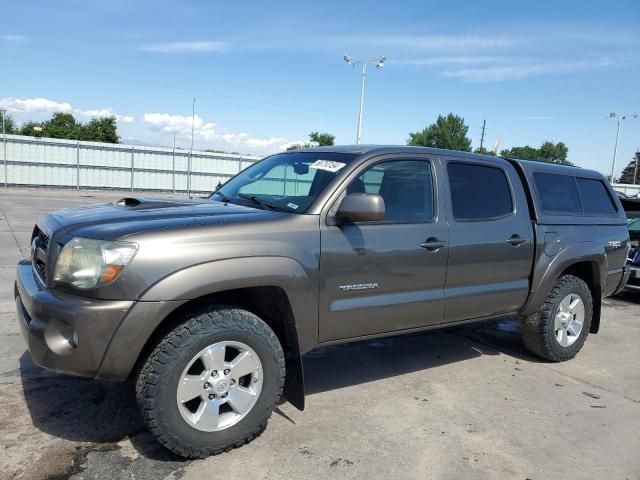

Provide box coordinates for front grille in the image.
[34,227,49,252]
[34,259,47,281]
[31,225,50,284]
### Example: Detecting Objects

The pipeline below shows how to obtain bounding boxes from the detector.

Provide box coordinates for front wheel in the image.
[522,275,593,362]
[136,306,285,458]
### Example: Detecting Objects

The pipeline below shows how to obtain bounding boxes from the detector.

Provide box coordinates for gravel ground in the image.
[0,188,638,480]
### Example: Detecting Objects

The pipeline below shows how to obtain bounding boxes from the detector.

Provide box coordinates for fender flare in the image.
[98,256,316,410]
[519,241,606,320]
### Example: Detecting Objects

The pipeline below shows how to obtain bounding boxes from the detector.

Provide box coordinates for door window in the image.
[448,162,513,220]
[349,160,434,222]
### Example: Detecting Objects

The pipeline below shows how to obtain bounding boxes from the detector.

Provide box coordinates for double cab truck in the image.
[15,146,630,457]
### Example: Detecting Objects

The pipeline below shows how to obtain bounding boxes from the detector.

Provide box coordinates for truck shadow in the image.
[18,353,186,463]
[304,316,538,395]
[19,317,537,463]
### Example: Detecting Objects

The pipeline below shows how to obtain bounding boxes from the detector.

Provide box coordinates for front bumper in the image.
[15,260,133,379]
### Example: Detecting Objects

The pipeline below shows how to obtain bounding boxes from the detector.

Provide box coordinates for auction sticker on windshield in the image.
[310,160,346,173]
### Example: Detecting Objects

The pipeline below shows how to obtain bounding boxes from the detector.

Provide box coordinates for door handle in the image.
[507,235,527,246]
[421,238,446,251]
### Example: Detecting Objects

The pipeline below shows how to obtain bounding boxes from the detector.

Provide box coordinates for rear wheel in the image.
[522,275,593,362]
[136,306,285,458]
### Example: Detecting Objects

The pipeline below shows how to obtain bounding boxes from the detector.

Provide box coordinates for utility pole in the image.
[480,119,486,150]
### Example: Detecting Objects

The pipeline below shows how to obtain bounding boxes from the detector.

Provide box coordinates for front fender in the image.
[97,256,317,388]
[519,241,606,317]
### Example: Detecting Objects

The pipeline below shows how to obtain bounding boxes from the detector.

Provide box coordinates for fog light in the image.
[44,318,78,356]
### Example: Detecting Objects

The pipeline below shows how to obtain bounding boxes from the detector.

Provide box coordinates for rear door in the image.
[443,158,534,322]
[318,155,449,341]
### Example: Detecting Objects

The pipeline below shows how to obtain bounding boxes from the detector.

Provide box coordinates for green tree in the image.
[618,152,640,184]
[308,131,335,146]
[287,131,335,150]
[41,112,80,139]
[0,113,18,134]
[538,141,569,164]
[80,116,119,143]
[20,121,45,137]
[473,146,496,156]
[13,112,120,143]
[500,141,572,166]
[500,145,539,160]
[407,113,472,152]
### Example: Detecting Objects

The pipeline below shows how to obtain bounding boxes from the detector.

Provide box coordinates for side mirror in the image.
[336,193,385,223]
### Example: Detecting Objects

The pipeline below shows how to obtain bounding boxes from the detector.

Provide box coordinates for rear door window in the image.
[533,172,582,214]
[576,178,617,214]
[448,162,513,221]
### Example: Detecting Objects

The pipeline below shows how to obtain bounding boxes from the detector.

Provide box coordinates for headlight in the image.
[53,237,138,289]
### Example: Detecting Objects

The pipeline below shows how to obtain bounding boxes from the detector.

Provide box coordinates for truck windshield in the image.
[210,152,356,213]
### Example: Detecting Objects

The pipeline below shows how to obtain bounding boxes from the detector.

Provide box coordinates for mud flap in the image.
[284,352,305,411]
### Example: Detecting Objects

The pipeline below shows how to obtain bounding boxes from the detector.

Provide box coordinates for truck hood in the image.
[48,196,287,240]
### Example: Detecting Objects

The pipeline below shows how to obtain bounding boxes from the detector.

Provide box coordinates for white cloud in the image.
[143,112,299,154]
[0,97,73,113]
[0,97,134,123]
[341,34,520,51]
[140,41,227,53]
[0,34,27,43]
[401,56,501,66]
[442,58,617,82]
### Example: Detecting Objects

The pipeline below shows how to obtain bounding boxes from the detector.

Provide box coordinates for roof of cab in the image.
[289,144,505,161]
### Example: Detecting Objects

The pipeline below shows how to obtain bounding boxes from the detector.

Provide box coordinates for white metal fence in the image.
[612,183,640,197]
[3,134,638,200]
[0,134,261,194]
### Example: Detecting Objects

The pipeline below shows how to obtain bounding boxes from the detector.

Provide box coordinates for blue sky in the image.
[1,0,639,176]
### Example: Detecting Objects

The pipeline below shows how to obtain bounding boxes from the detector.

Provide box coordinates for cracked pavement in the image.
[0,188,639,480]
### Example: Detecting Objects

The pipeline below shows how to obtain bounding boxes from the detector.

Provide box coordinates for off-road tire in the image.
[136,306,285,458]
[522,275,593,362]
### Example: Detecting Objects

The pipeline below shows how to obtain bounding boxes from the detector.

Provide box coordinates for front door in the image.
[318,157,449,342]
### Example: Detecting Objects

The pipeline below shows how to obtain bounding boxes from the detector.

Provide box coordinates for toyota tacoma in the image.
[15,146,630,457]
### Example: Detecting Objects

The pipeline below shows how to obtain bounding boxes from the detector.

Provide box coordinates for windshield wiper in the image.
[237,193,278,210]
[215,191,231,204]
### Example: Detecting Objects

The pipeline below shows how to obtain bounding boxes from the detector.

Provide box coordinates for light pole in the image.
[608,112,639,183]
[344,54,387,144]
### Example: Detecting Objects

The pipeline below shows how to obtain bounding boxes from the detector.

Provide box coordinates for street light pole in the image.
[357,63,367,145]
[608,112,639,183]
[344,54,387,144]
[610,114,623,183]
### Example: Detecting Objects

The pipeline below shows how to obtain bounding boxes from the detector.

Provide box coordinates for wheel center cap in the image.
[214,379,229,394]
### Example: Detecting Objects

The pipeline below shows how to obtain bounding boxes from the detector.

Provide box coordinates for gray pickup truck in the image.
[15,146,630,458]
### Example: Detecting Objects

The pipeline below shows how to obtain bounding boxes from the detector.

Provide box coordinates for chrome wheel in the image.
[176,340,263,432]
[554,293,585,347]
